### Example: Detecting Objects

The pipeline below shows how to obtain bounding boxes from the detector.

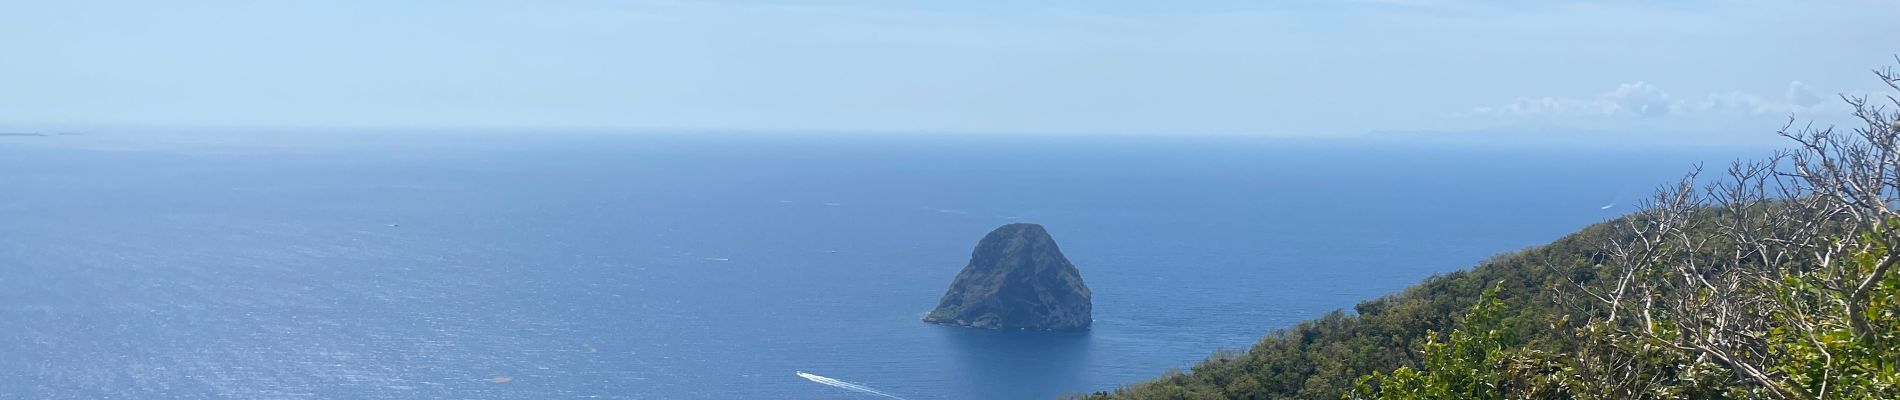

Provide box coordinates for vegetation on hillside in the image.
[1081,60,1900,399]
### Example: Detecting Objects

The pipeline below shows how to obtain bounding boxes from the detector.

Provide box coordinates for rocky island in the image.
[924,223,1092,330]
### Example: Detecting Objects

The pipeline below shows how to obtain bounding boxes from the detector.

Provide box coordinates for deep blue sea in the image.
[0,132,1769,399]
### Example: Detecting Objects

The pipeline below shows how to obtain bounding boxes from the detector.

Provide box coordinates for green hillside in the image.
[1082,62,1900,400]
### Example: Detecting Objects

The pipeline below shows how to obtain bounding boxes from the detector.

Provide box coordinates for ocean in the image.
[0,131,1767,399]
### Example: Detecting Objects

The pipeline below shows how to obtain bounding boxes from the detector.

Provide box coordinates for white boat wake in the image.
[796,371,907,399]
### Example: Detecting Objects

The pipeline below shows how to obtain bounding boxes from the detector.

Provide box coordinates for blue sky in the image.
[2,0,1895,138]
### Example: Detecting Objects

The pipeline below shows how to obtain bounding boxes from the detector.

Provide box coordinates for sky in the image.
[2,0,1896,139]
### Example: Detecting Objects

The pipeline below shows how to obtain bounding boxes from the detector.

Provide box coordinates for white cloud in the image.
[1466,82,1674,117]
[1785,81,1830,107]
[1684,81,1839,116]
[1466,81,1845,119]
[1607,82,1677,117]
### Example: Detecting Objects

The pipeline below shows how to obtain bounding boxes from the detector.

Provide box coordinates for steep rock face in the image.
[924,223,1092,330]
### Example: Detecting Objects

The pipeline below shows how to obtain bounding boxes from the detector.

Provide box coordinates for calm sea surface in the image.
[0,132,1767,399]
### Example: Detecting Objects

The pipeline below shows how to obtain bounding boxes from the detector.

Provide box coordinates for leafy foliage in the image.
[1766,229,1900,398]
[1347,285,1522,400]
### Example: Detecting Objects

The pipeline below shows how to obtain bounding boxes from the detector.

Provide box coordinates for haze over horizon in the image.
[4,0,1895,140]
